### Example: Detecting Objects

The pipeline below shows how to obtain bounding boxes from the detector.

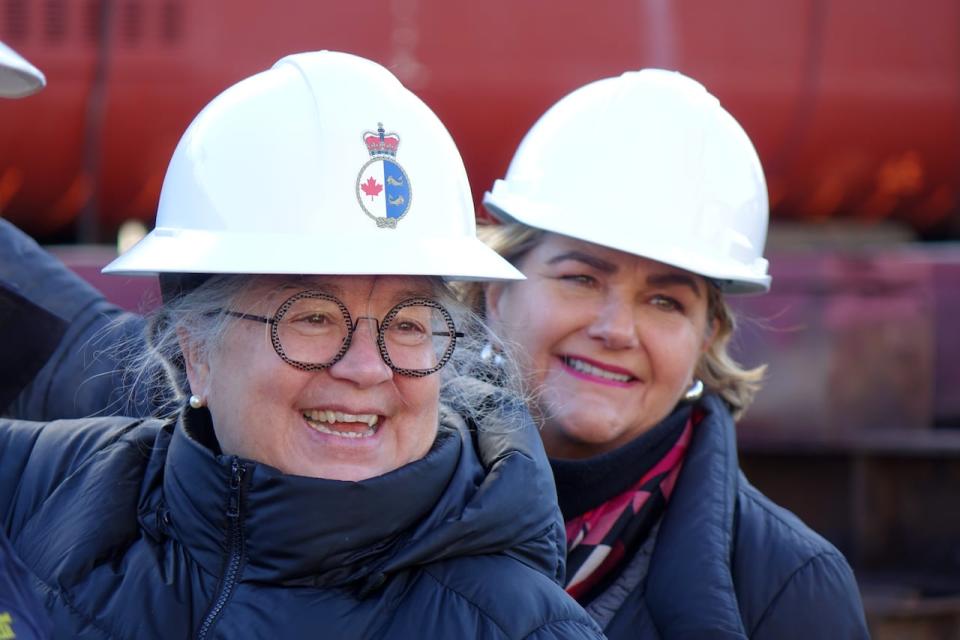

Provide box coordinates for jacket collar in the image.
[157,395,567,590]
[645,394,748,638]
[162,407,460,586]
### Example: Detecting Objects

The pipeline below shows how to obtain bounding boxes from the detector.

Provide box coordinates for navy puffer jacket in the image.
[0,528,51,639]
[0,404,603,639]
[586,395,869,639]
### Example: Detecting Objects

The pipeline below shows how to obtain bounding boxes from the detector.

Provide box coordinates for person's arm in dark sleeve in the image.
[0,218,165,419]
[0,286,67,408]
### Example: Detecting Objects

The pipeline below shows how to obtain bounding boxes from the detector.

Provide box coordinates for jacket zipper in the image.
[197,457,247,640]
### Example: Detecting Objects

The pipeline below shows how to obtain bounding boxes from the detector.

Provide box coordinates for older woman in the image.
[469,70,870,638]
[0,52,603,639]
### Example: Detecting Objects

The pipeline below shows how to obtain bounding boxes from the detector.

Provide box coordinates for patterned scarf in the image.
[562,414,695,602]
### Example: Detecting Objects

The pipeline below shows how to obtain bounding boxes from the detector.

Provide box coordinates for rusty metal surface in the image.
[867,611,960,640]
[932,258,960,426]
[739,449,960,577]
[733,248,939,433]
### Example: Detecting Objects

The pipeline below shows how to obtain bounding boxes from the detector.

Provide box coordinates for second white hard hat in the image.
[0,40,45,98]
[484,69,770,294]
[105,50,523,282]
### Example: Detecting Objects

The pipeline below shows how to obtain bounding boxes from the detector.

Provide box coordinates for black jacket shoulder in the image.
[733,475,867,638]
[0,417,158,529]
[608,395,869,639]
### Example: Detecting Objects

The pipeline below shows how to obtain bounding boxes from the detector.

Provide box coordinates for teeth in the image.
[564,357,633,383]
[306,422,376,439]
[303,409,380,426]
[303,409,380,438]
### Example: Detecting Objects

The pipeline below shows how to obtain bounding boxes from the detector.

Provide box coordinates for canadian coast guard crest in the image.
[356,123,412,228]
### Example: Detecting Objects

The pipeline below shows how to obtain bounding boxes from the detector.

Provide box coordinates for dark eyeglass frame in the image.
[218,290,463,377]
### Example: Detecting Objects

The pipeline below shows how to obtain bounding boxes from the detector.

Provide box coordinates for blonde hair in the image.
[699,284,765,420]
[463,222,766,421]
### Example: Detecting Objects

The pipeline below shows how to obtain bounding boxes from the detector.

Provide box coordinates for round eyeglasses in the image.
[220,290,463,377]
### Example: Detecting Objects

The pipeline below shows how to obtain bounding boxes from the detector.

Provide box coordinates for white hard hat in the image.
[104,51,523,282]
[0,41,45,98]
[483,69,770,294]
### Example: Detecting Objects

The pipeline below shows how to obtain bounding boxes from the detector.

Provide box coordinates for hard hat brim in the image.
[0,41,46,98]
[484,190,770,295]
[102,227,525,282]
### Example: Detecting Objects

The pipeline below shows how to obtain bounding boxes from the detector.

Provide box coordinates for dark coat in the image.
[0,284,66,413]
[0,528,52,639]
[585,395,869,639]
[0,405,603,639]
[0,218,151,420]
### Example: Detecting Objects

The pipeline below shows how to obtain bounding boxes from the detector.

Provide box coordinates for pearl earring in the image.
[683,379,704,402]
[189,394,205,409]
[480,342,505,367]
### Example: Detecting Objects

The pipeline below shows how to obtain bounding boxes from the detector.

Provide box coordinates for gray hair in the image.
[126,274,528,432]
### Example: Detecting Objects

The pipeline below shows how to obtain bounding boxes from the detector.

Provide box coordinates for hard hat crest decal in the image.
[356,122,413,228]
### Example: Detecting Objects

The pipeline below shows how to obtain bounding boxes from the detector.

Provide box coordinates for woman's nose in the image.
[586,298,640,349]
[328,318,393,386]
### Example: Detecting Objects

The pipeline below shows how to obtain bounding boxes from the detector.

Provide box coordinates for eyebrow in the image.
[546,251,618,273]
[279,281,436,305]
[544,253,703,298]
[646,273,703,298]
[388,287,438,304]
[277,279,344,298]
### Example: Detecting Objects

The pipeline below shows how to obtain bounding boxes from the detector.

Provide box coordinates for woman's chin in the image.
[265,435,390,481]
[540,405,660,459]
[280,455,388,481]
[311,463,385,482]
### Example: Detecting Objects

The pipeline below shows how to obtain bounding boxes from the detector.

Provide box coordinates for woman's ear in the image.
[483,281,507,326]
[177,327,210,401]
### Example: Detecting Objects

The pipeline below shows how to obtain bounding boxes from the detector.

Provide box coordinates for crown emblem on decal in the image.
[363,123,401,157]
[356,122,412,228]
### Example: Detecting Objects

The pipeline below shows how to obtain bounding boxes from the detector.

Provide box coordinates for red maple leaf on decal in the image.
[360,176,383,200]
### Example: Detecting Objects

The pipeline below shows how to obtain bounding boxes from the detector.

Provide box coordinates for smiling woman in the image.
[464,69,870,638]
[0,51,603,639]
[484,234,718,460]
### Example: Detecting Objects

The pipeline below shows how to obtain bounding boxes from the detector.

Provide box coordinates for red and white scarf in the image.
[564,416,694,601]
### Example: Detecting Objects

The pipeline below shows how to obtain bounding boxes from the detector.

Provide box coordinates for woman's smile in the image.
[557,354,638,387]
[302,409,380,438]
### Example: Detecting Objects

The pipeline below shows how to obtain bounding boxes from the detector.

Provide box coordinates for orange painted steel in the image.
[1,0,958,239]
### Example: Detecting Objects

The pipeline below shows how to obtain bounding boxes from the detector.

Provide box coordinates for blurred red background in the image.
[2,0,959,242]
